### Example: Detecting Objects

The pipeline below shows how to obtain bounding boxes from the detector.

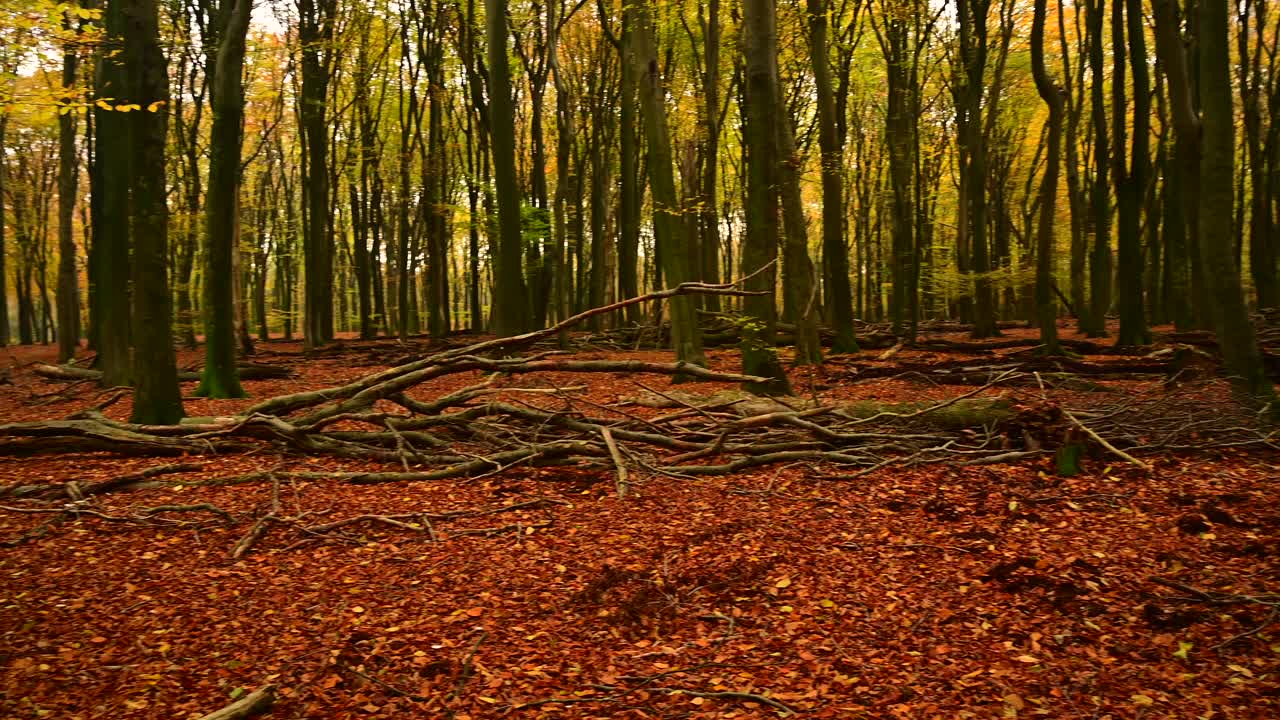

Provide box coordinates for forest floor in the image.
[1,324,1278,719]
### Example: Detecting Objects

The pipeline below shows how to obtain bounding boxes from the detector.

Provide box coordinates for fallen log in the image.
[33,363,292,384]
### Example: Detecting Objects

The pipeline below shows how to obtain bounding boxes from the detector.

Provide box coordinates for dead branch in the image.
[1063,407,1151,470]
[230,516,276,560]
[33,363,292,384]
[4,462,203,500]
[601,427,629,498]
[196,684,277,720]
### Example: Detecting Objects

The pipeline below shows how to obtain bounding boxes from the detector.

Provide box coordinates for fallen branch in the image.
[33,363,292,384]
[601,428,629,498]
[229,516,276,560]
[196,684,277,720]
[1063,407,1151,470]
[4,462,203,500]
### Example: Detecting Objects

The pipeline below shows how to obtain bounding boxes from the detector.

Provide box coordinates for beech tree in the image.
[196,0,252,399]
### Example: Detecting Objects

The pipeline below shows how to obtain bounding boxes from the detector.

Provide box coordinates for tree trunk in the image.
[777,92,821,365]
[699,0,723,312]
[632,0,706,373]
[1084,0,1111,337]
[1152,0,1205,332]
[0,115,7,348]
[1113,0,1151,346]
[487,0,530,337]
[616,2,640,324]
[124,0,184,424]
[809,0,857,354]
[739,0,792,394]
[93,0,132,386]
[299,0,336,349]
[196,0,251,399]
[960,0,999,338]
[1198,0,1275,403]
[56,22,80,363]
[1031,0,1062,354]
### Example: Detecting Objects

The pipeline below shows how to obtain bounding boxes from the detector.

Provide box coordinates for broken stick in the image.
[196,684,277,720]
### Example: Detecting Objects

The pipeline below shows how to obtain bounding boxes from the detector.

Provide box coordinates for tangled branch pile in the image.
[2,283,1276,495]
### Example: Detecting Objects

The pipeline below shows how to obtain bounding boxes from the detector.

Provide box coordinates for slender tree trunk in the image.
[93,0,131,386]
[196,0,251,398]
[809,0,857,353]
[56,22,81,363]
[1031,0,1062,354]
[1241,0,1276,309]
[699,0,723,312]
[740,0,792,394]
[631,0,706,373]
[879,13,915,341]
[487,0,529,337]
[777,99,821,365]
[299,0,336,348]
[1084,0,1111,337]
[0,115,8,347]
[1114,0,1151,345]
[353,42,377,339]
[1060,0,1088,331]
[616,2,640,323]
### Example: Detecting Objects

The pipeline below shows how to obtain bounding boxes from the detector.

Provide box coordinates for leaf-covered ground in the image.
[2,333,1278,719]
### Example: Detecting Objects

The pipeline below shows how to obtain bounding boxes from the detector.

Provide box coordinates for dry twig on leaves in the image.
[195,684,277,720]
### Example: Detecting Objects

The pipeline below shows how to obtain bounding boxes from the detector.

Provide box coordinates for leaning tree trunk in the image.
[777,95,821,366]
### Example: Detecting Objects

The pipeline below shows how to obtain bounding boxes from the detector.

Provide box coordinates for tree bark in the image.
[1084,0,1111,337]
[632,0,706,373]
[1031,0,1063,354]
[487,0,530,337]
[299,0,336,348]
[1114,0,1151,346]
[92,0,132,386]
[615,1,641,325]
[196,0,251,399]
[740,0,792,394]
[56,18,80,363]
[1198,0,1275,403]
[808,0,857,354]
[0,114,7,348]
[124,0,184,424]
